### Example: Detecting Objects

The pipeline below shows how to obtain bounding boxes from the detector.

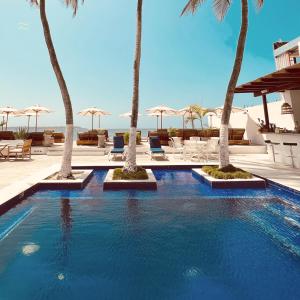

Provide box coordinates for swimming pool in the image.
[0,169,300,299]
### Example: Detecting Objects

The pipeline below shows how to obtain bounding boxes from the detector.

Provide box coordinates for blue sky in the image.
[0,0,299,129]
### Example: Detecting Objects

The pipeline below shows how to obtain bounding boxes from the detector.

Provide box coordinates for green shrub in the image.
[202,164,252,180]
[14,127,29,140]
[168,127,177,137]
[123,132,141,145]
[113,167,148,180]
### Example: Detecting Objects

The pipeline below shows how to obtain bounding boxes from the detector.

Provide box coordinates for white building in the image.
[211,37,300,168]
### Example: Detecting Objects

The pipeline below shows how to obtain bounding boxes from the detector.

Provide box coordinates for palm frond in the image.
[181,0,206,16]
[213,0,232,20]
[191,104,208,117]
[256,0,264,9]
[28,0,83,15]
[65,0,84,16]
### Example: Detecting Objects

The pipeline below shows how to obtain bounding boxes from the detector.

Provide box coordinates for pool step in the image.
[264,202,300,228]
[0,207,35,242]
[247,210,300,257]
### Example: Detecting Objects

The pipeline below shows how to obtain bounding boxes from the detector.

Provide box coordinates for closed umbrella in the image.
[0,106,18,130]
[146,105,177,129]
[23,105,52,132]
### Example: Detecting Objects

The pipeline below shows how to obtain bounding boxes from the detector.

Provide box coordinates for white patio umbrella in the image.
[213,106,246,116]
[147,112,161,131]
[94,110,111,129]
[0,106,18,130]
[13,111,36,132]
[78,107,110,130]
[23,105,52,132]
[146,105,177,129]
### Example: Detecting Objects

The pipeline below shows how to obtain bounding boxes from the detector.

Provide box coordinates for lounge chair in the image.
[77,130,109,146]
[27,132,49,146]
[148,129,169,146]
[108,136,125,161]
[7,139,32,160]
[52,132,65,143]
[149,136,166,160]
[0,131,15,141]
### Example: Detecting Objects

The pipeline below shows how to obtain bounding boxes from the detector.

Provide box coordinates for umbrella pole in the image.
[35,111,38,132]
[182,115,185,140]
[27,116,31,132]
[5,113,8,131]
[156,115,158,131]
[92,114,94,130]
[190,110,194,129]
[160,111,162,130]
[1,116,4,131]
[98,116,101,129]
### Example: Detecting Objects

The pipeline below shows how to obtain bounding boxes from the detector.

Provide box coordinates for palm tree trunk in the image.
[124,0,143,173]
[39,0,74,179]
[200,117,203,130]
[219,0,248,168]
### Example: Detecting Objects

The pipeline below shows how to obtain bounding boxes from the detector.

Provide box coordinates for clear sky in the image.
[0,0,299,129]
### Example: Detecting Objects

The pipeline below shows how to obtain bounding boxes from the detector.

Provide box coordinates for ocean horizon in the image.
[7,126,156,140]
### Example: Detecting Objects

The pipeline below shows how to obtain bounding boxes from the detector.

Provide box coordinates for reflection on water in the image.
[0,170,300,300]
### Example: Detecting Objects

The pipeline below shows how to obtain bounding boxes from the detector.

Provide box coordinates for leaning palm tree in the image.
[124,0,143,173]
[30,0,82,179]
[182,0,264,168]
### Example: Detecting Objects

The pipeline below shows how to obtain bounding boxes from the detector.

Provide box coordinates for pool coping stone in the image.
[39,169,94,189]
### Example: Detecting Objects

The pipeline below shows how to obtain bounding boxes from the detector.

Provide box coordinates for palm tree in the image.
[191,104,208,130]
[185,115,199,129]
[124,0,143,173]
[30,0,82,179]
[182,0,263,168]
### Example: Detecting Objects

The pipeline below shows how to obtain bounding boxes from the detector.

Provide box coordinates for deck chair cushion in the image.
[113,136,125,148]
[149,137,162,148]
[150,147,165,153]
[111,148,124,154]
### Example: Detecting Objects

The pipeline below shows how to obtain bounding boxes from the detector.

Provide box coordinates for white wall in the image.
[209,100,295,145]
[283,90,300,127]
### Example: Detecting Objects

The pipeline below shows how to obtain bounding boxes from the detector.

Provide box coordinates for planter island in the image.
[103,168,157,190]
[192,168,266,189]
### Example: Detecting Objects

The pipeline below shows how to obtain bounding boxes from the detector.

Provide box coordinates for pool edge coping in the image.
[1,163,300,213]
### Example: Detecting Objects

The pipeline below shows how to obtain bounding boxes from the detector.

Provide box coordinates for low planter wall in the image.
[103,169,157,190]
[192,168,266,189]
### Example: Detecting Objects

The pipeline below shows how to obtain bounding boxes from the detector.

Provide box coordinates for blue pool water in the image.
[0,169,300,300]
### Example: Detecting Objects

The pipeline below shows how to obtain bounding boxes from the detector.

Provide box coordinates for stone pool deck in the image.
[0,153,300,208]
